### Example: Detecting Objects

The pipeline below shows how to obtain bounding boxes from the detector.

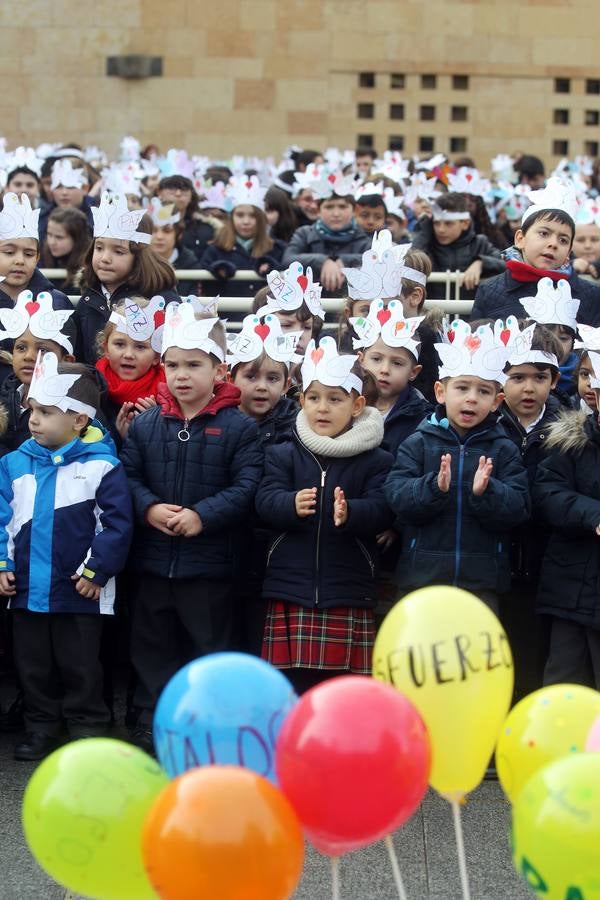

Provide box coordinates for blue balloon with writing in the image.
[153,652,298,783]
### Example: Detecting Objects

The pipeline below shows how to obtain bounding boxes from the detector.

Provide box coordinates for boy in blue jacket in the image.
[385,319,530,611]
[0,353,133,760]
[121,300,263,750]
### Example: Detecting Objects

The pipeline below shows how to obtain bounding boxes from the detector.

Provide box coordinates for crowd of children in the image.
[0,139,598,763]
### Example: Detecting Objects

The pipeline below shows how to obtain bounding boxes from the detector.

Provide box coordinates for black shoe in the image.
[130,726,155,756]
[14,732,61,761]
[0,694,24,733]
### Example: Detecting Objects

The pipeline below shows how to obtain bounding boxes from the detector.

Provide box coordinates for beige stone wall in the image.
[3,0,600,169]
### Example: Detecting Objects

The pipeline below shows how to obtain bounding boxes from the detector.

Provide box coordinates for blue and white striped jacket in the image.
[0,432,133,614]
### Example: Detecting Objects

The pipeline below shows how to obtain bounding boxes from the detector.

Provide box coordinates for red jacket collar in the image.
[158,380,241,420]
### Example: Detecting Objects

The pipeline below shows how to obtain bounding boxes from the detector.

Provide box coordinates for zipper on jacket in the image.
[169,418,189,578]
[314,467,327,607]
[453,445,465,586]
[266,532,287,567]
[356,538,375,577]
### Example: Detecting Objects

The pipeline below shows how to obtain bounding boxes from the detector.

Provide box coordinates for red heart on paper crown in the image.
[500,328,511,346]
[25,301,40,315]
[311,347,324,363]
[297,274,308,292]
[254,324,270,341]
[327,174,336,184]
[465,334,481,353]
[377,309,391,325]
[154,310,165,327]
[448,330,456,343]
[245,181,253,190]
[465,173,473,182]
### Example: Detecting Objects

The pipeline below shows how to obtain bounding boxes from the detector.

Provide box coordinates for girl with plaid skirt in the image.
[255,337,394,693]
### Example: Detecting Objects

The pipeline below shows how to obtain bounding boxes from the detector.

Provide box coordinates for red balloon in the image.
[275,675,431,856]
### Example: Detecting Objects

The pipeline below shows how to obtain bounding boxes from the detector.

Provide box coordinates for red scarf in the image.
[506,259,569,283]
[96,355,165,405]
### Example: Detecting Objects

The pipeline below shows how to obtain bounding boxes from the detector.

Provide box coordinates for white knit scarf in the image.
[295,406,384,458]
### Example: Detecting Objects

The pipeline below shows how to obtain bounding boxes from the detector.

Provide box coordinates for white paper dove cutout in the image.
[301,336,362,394]
[293,164,360,201]
[501,317,559,368]
[51,159,87,190]
[92,191,151,244]
[586,350,600,389]
[575,323,600,352]
[258,261,326,320]
[342,229,404,300]
[353,181,384,201]
[350,299,424,358]
[446,167,490,198]
[0,290,75,353]
[522,176,580,225]
[160,300,224,360]
[198,180,227,211]
[403,173,441,206]
[109,296,166,354]
[435,320,510,384]
[146,200,180,228]
[0,192,40,241]
[224,175,265,211]
[519,277,580,331]
[227,314,301,368]
[28,351,96,419]
[576,198,600,227]
[382,187,406,220]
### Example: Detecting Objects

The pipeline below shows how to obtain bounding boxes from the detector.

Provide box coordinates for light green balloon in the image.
[512,753,600,899]
[22,738,167,900]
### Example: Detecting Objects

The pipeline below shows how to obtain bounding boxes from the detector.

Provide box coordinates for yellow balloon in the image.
[512,754,600,899]
[373,586,513,802]
[496,684,600,803]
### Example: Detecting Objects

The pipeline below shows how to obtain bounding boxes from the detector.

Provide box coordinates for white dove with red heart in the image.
[434,320,510,384]
[259,262,325,320]
[498,317,559,368]
[92,191,151,244]
[0,192,40,241]
[224,175,266,212]
[446,167,490,198]
[293,164,360,201]
[160,300,224,361]
[0,290,74,353]
[301,336,362,394]
[28,351,97,419]
[227,314,301,368]
[350,298,424,358]
[109,296,166,354]
[519,277,580,331]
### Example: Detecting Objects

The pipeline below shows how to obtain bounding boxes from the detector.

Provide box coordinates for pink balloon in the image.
[585,714,600,752]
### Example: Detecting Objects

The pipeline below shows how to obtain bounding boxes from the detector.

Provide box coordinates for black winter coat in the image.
[255,396,298,447]
[0,268,73,313]
[256,432,394,609]
[385,411,530,593]
[472,270,600,326]
[172,245,203,296]
[533,410,600,628]
[179,217,216,263]
[282,224,371,279]
[382,386,432,457]
[120,382,263,581]
[199,240,286,298]
[410,217,505,301]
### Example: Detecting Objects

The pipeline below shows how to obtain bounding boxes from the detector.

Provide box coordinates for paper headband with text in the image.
[109,296,166,354]
[0,290,75,353]
[257,261,326,320]
[301,337,362,394]
[92,191,151,244]
[28,351,96,419]
[501,318,559,369]
[435,319,510,384]
[227,314,301,369]
[350,299,424,358]
[519,277,580,332]
[160,300,224,361]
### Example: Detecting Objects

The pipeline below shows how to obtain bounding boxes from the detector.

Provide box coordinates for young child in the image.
[472,178,600,326]
[96,295,166,442]
[74,192,178,364]
[158,174,217,263]
[255,260,327,359]
[38,159,96,243]
[533,348,600,688]
[571,201,600,279]
[574,323,600,413]
[256,337,393,693]
[283,166,370,293]
[120,301,263,750]
[354,184,388,236]
[199,176,286,297]
[39,207,91,294]
[0,353,133,760]
[5,166,41,208]
[385,320,530,611]
[148,200,201,295]
[411,191,504,300]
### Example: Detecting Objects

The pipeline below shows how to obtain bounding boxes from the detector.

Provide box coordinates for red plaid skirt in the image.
[261,600,375,674]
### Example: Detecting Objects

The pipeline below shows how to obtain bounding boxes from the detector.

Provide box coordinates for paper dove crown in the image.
[586,350,600,390]
[501,317,559,368]
[101,164,142,198]
[258,261,326,320]
[293,164,359,201]
[576,198,600,227]
[446,167,490,198]
[382,187,406,220]
[519,277,580,331]
[108,296,166,354]
[160,300,224,360]
[431,201,470,222]
[521,176,580,225]
[92,191,151,244]
[575,323,600,352]
[404,174,441,206]
[435,319,510,384]
[224,175,265,211]
[0,290,75,353]
[198,180,227,211]
[301,337,362,394]
[354,181,384,201]
[390,241,428,286]
[343,231,427,300]
[28,351,96,419]
[0,192,40,241]
[146,199,180,228]
[350,299,424,358]
[51,159,87,190]
[227,313,301,369]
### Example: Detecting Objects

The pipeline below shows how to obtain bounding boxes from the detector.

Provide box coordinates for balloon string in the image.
[451,800,471,900]
[331,856,340,900]
[385,834,409,900]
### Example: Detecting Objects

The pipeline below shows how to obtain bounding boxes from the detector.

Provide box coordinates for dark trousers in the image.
[544,617,600,689]
[500,583,550,702]
[131,575,234,726]
[12,610,109,736]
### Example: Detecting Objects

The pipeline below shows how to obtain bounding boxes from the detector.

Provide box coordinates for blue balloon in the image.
[153,652,297,782]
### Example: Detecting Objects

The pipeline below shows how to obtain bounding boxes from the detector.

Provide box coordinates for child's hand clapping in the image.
[0,571,16,596]
[333,486,348,527]
[116,397,158,438]
[473,456,494,496]
[295,488,317,517]
[437,453,452,492]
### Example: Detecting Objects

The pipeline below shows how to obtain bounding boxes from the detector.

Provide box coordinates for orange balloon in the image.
[142,765,304,900]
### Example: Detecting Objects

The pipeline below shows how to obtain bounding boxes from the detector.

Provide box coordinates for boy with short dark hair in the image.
[355,192,388,236]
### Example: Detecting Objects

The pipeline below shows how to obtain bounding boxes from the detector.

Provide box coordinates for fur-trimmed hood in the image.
[543,408,597,454]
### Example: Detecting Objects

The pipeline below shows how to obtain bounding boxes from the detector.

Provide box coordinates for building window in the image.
[389,135,405,151]
[390,73,405,89]
[451,105,468,122]
[452,74,469,90]
[389,104,404,120]
[585,110,600,126]
[450,137,468,153]
[585,140,599,156]
[553,109,570,125]
[358,72,375,88]
[552,139,569,155]
[586,79,600,94]
[357,133,374,148]
[420,105,436,121]
[421,74,437,89]
[357,103,374,119]
[554,78,571,93]
[419,136,435,153]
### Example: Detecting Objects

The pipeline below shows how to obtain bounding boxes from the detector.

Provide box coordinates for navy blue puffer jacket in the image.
[472,269,600,326]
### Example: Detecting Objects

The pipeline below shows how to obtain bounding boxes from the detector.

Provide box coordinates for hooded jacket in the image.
[0,432,132,614]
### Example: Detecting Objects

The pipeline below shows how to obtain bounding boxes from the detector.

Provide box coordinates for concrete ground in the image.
[0,679,534,900]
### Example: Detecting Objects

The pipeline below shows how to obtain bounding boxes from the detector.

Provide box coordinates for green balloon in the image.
[22,738,167,900]
[512,753,600,899]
